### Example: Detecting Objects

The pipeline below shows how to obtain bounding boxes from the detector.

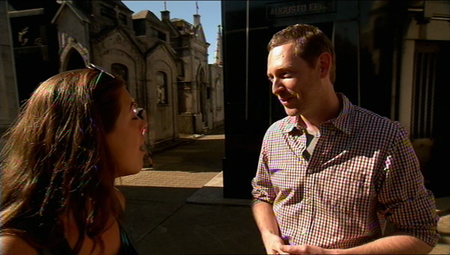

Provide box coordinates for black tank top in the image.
[37,224,139,255]
[2,219,139,255]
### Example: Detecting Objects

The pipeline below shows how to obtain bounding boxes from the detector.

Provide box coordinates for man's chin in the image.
[284,107,299,116]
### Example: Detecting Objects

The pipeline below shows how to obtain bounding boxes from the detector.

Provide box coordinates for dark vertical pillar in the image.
[222,1,273,199]
[428,41,450,198]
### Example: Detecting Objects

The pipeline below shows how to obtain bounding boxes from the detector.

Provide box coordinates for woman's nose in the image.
[141,119,148,136]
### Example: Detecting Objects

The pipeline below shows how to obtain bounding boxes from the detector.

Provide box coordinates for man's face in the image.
[267,43,321,117]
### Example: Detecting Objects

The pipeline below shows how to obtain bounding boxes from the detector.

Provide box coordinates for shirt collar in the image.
[281,115,302,133]
[328,93,353,136]
[280,93,354,135]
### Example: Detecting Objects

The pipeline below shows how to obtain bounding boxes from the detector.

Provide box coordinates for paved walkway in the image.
[116,132,450,255]
[117,133,265,254]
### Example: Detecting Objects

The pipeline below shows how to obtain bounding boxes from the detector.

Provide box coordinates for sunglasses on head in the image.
[87,63,115,86]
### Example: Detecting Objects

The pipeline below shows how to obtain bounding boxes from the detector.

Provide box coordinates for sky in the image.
[123,1,222,64]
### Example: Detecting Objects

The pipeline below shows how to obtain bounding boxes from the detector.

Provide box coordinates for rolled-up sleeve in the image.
[251,137,276,205]
[378,125,440,246]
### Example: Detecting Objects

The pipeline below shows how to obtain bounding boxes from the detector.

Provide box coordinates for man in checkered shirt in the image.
[251,24,439,254]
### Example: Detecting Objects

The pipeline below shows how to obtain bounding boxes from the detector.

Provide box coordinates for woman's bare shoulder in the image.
[0,235,38,255]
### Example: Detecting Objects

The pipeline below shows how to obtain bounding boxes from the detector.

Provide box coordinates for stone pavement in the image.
[116,131,450,255]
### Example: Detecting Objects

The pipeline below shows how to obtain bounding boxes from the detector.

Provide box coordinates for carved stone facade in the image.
[5,0,223,150]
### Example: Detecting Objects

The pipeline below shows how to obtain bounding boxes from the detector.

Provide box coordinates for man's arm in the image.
[279,233,432,254]
[253,201,287,255]
[342,232,433,254]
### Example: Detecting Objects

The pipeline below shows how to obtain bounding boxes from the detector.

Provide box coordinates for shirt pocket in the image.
[321,170,371,216]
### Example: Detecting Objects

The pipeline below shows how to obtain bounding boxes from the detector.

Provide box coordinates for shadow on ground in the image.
[117,186,265,255]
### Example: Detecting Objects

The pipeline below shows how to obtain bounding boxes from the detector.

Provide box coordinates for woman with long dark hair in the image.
[0,65,147,255]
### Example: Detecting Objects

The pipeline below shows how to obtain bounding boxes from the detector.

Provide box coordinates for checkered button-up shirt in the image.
[252,94,440,248]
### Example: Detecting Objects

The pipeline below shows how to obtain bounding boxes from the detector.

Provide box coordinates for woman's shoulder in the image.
[0,235,38,255]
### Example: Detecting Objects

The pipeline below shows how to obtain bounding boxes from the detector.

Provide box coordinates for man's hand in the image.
[279,244,340,254]
[262,232,289,254]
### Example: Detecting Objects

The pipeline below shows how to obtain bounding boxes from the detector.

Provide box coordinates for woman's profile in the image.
[0,64,148,255]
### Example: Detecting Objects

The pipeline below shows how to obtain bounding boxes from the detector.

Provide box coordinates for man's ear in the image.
[317,52,332,79]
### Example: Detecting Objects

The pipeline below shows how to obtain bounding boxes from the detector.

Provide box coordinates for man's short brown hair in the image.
[268,24,336,83]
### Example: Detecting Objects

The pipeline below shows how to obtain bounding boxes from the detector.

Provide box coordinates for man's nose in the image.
[272,78,284,95]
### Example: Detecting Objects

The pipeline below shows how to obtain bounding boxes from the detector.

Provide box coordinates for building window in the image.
[156,71,168,104]
[206,87,212,99]
[111,63,128,82]
[15,24,43,47]
[134,19,146,36]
